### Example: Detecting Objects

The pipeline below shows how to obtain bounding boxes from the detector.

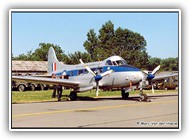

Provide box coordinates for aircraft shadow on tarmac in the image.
[25,94,177,104]
[61,94,178,102]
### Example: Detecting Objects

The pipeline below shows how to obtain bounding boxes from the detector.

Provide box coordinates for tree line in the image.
[12,20,178,71]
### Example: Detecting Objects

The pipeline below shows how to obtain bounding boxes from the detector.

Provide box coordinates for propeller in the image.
[141,65,160,94]
[79,59,113,96]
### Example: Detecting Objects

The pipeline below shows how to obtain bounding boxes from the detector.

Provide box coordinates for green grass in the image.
[11,89,178,104]
[12,90,56,104]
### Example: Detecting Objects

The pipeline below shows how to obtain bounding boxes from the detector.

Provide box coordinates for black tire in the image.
[30,84,35,91]
[18,84,25,92]
[40,84,44,91]
[121,88,129,99]
[70,91,77,101]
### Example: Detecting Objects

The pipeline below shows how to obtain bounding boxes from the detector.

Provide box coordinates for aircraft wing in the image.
[32,73,52,78]
[152,73,178,81]
[12,76,79,88]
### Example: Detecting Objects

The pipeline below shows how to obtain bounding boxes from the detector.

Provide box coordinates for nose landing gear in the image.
[138,90,151,102]
[121,88,129,99]
[69,91,77,101]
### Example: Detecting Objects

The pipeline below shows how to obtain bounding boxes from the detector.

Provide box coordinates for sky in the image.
[11,10,179,59]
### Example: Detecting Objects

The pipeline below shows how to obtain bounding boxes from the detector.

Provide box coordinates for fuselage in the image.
[53,56,143,92]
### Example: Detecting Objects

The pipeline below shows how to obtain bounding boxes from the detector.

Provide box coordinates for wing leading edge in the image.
[12,76,79,88]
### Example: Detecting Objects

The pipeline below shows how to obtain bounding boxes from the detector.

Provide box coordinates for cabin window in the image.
[84,69,88,74]
[69,71,73,76]
[78,69,83,75]
[91,68,97,74]
[97,67,103,73]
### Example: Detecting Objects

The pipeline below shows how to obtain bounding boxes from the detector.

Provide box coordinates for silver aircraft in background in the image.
[12,47,177,101]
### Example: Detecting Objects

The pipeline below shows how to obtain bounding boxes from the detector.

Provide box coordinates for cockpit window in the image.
[112,61,117,65]
[105,60,113,65]
[113,60,127,65]
[106,59,127,66]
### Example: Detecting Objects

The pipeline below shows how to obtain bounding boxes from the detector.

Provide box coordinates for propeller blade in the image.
[79,59,84,64]
[79,59,96,76]
[151,84,155,94]
[96,81,99,96]
[100,69,113,77]
[142,70,149,75]
[151,65,160,75]
[139,76,144,90]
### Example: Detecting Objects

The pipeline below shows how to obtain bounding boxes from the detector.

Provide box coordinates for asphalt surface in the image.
[11,92,179,129]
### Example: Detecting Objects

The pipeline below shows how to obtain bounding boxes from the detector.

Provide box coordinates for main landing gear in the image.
[69,91,77,101]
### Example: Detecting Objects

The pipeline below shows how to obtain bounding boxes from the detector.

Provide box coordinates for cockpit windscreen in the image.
[106,59,127,66]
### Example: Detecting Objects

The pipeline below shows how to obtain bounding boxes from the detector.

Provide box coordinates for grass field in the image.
[11,89,178,104]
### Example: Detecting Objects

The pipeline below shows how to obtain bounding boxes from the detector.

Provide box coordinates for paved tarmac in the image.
[11,92,179,129]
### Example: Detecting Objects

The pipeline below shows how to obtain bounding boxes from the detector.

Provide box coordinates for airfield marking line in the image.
[12,100,177,118]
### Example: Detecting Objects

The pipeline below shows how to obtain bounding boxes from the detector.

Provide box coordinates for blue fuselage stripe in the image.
[56,65,140,77]
[103,65,140,73]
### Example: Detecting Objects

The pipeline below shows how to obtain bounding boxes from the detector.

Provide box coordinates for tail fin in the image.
[48,47,64,73]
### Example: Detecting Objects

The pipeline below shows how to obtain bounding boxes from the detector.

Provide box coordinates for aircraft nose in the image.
[126,71,143,82]
[137,71,144,81]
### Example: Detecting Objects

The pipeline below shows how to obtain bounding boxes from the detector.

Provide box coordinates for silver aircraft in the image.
[12,47,176,101]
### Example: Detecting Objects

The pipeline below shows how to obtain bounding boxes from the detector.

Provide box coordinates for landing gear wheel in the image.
[30,84,35,91]
[40,84,44,91]
[70,91,77,101]
[18,84,25,92]
[121,88,129,99]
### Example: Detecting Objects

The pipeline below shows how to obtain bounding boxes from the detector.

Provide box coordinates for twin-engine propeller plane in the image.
[12,47,175,101]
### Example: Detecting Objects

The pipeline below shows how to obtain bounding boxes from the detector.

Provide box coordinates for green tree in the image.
[148,57,162,71]
[114,27,148,67]
[13,43,67,61]
[33,43,66,61]
[13,50,34,61]
[83,20,148,68]
[161,57,178,71]
[97,20,116,60]
[64,51,91,64]
[83,29,98,61]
